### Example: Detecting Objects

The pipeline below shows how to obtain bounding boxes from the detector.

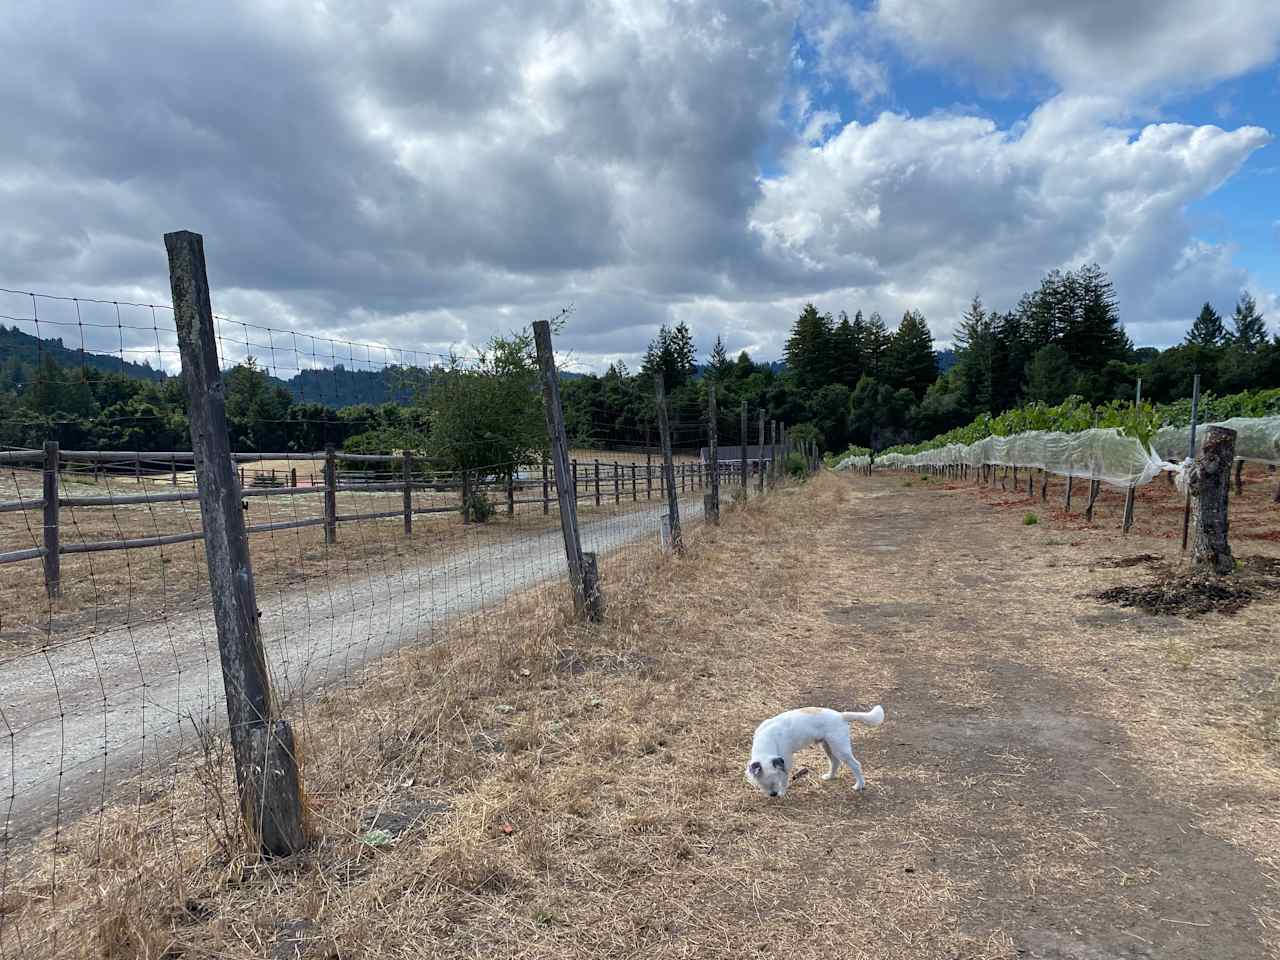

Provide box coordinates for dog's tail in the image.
[840,705,884,727]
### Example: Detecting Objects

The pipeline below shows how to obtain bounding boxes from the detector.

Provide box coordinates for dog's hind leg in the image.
[818,739,840,781]
[831,733,865,790]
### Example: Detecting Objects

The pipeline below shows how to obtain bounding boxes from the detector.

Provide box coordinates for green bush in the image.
[1023,512,1039,526]
[785,451,808,479]
[466,492,495,523]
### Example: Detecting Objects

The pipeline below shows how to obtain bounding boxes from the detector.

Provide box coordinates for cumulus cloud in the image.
[0,0,1275,371]
[875,0,1280,98]
[752,95,1272,343]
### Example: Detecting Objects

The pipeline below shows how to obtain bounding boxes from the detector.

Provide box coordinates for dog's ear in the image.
[748,761,762,776]
[771,756,786,771]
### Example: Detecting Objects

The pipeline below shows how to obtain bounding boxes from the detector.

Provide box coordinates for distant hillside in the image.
[936,349,957,374]
[0,324,166,381]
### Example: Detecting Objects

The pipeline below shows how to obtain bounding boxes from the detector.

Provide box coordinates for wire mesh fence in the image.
[0,241,804,957]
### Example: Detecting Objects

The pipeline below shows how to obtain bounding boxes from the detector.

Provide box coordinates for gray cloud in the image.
[0,0,1276,374]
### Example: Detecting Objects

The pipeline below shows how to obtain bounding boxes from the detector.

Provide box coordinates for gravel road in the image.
[1,495,701,843]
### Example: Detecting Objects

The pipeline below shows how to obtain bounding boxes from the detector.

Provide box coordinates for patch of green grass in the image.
[1023,512,1039,525]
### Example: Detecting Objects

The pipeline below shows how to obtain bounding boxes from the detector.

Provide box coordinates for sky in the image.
[1,0,1278,375]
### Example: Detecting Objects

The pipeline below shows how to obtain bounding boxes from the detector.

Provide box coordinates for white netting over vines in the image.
[1152,416,1280,466]
[857,415,1280,488]
[836,453,872,470]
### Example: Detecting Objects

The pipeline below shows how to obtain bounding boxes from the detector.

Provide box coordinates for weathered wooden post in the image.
[506,466,515,516]
[1040,469,1048,502]
[646,450,653,499]
[42,440,60,600]
[654,373,683,553]
[1188,426,1237,575]
[1065,474,1074,511]
[1085,479,1101,523]
[165,229,305,857]
[757,411,766,493]
[533,320,598,621]
[706,384,720,525]
[542,457,550,515]
[461,469,472,523]
[613,463,620,504]
[402,450,413,536]
[323,444,337,544]
[582,552,604,620]
[631,462,637,501]
[1234,458,1245,496]
[593,459,601,507]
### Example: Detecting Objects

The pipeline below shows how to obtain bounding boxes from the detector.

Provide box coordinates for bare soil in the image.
[5,469,1279,959]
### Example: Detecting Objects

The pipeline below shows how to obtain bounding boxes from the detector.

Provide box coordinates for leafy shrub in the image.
[785,452,807,479]
[466,492,495,523]
[1023,512,1039,525]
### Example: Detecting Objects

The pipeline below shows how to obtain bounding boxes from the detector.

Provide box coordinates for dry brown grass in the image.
[4,469,1279,958]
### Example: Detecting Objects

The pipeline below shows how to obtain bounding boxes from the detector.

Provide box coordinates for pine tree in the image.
[990,309,1031,411]
[954,295,994,413]
[668,322,697,387]
[1186,302,1227,347]
[830,310,863,388]
[1229,292,1267,352]
[783,304,835,392]
[707,335,731,379]
[1025,344,1076,404]
[1067,263,1130,368]
[885,310,938,399]
[862,312,890,379]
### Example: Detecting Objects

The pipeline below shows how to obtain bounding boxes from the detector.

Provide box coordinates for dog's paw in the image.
[820,772,837,781]
[853,781,866,792]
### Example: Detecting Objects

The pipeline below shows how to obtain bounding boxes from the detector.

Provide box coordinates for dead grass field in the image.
[0,450,707,651]
[4,467,1279,959]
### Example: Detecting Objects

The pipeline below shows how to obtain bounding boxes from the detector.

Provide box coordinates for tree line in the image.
[3,263,1276,464]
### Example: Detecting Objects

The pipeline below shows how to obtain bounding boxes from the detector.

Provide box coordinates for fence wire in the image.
[0,286,791,958]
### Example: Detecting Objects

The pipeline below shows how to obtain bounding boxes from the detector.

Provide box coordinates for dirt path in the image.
[782,477,1279,958]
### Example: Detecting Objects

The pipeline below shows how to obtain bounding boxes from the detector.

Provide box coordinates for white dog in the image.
[745,705,884,798]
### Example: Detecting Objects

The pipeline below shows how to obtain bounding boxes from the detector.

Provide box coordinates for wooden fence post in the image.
[654,373,683,553]
[706,384,720,525]
[594,459,601,507]
[1234,458,1244,496]
[1122,484,1136,534]
[631,462,637,501]
[166,229,304,857]
[646,451,653,499]
[1040,469,1048,502]
[323,444,337,544]
[613,463,620,504]
[542,457,550,515]
[1065,474,1074,511]
[1189,426,1237,575]
[1085,479,1101,523]
[506,466,515,516]
[402,450,413,536]
[582,552,604,621]
[757,411,766,493]
[739,401,748,497]
[42,440,60,600]
[533,320,599,620]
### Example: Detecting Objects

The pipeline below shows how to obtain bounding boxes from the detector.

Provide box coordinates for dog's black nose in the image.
[769,791,778,797]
